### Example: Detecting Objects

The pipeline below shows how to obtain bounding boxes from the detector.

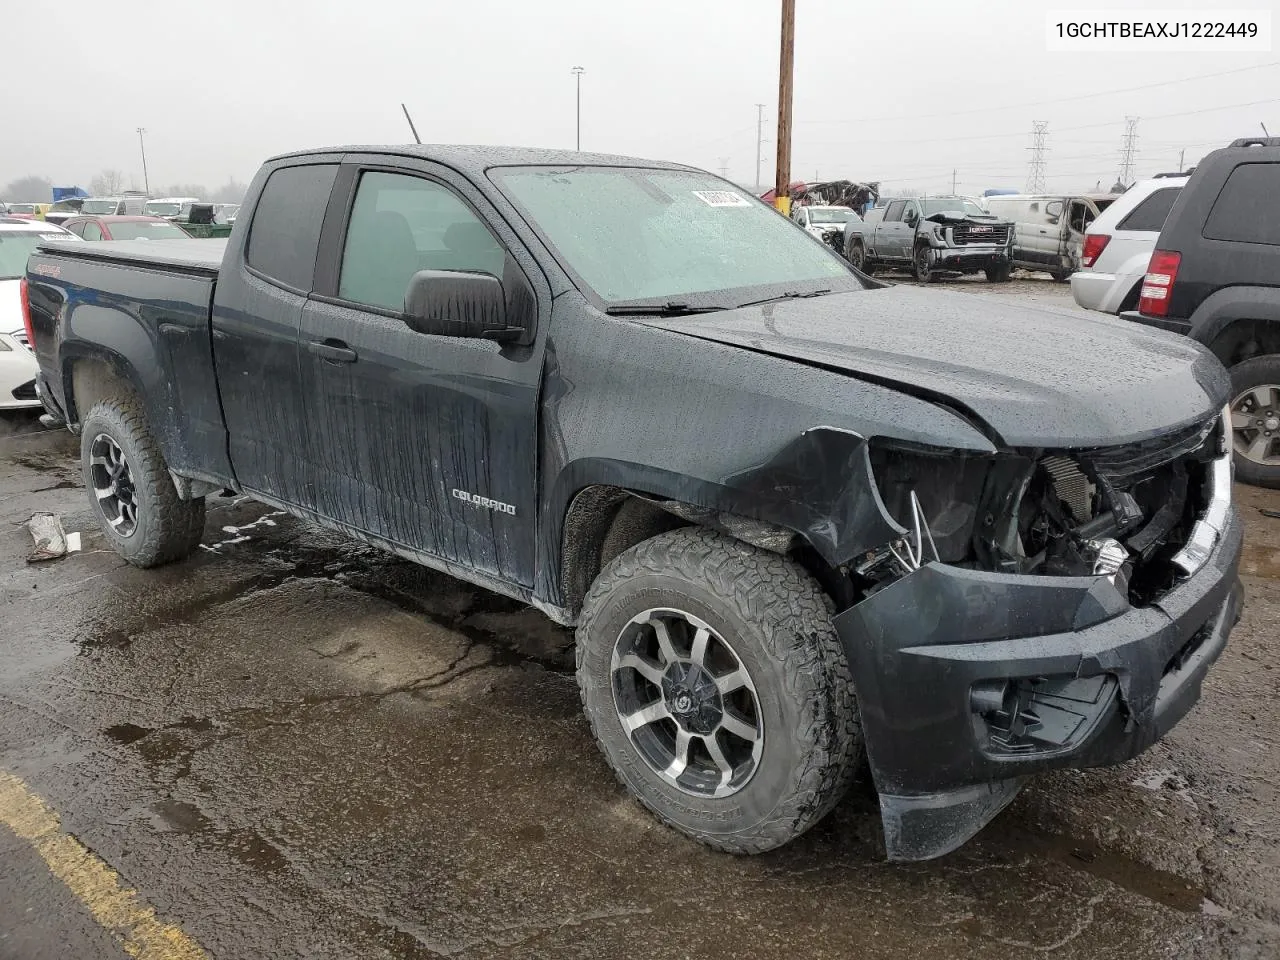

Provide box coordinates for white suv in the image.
[1070,174,1188,314]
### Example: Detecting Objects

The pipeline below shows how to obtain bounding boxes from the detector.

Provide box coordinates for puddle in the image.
[103,722,152,745]
[1002,826,1205,913]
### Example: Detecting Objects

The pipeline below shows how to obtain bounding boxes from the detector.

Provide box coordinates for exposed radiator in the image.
[1042,456,1095,524]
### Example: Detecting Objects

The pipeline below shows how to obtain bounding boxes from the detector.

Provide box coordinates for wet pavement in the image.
[1,282,1279,959]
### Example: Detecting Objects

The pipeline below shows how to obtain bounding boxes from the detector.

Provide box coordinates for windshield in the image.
[81,200,119,215]
[920,198,987,217]
[143,202,183,217]
[0,232,74,279]
[7,204,36,214]
[491,166,856,305]
[808,207,857,224]
[49,200,80,212]
[108,221,191,240]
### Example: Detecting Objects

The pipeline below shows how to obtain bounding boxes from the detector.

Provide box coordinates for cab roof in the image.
[266,144,698,175]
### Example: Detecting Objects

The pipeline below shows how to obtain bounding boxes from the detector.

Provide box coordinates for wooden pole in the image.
[773,0,795,215]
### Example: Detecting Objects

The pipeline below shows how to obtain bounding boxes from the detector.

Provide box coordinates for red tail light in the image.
[19,276,36,347]
[1081,233,1110,268]
[1138,249,1181,317]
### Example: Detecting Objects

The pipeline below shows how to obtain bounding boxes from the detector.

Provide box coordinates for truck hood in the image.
[631,285,1228,448]
[924,211,1004,225]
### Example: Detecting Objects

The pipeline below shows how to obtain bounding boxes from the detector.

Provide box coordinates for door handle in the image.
[307,339,357,363]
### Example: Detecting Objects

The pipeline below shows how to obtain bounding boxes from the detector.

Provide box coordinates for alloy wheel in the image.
[1230,385,1280,466]
[89,433,139,538]
[610,608,763,798]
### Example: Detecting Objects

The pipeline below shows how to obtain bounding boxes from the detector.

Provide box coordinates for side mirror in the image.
[904,212,917,225]
[403,270,523,341]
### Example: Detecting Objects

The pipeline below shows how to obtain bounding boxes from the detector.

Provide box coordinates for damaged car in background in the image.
[844,195,1014,282]
[23,145,1241,862]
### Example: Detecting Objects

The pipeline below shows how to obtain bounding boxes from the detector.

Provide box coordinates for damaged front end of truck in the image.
[797,412,1241,860]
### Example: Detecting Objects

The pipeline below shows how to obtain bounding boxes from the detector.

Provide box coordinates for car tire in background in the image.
[846,240,872,274]
[80,394,207,566]
[985,262,1013,283]
[1228,355,1280,489]
[913,245,935,283]
[576,527,863,854]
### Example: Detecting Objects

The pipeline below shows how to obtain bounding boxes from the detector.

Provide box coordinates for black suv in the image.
[1123,137,1280,487]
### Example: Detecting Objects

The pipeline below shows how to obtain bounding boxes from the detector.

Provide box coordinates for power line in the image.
[1026,121,1049,192]
[794,62,1280,127]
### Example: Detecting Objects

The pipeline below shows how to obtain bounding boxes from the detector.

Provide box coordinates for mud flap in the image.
[879,780,1024,862]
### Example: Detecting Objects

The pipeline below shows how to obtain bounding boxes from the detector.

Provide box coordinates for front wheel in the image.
[847,240,871,273]
[80,395,206,567]
[985,261,1013,283]
[576,528,862,854]
[912,245,935,283]
[1229,355,1280,489]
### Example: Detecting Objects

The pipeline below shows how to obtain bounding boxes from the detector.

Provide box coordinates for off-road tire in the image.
[79,395,206,567]
[985,261,1013,283]
[1229,354,1280,489]
[913,244,935,283]
[576,527,863,854]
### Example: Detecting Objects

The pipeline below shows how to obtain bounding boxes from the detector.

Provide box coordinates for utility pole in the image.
[1118,116,1139,187]
[773,0,796,214]
[571,66,585,151]
[136,127,150,195]
[1178,148,1185,173]
[718,158,730,179]
[754,103,767,194]
[951,168,957,193]
[1026,120,1048,193]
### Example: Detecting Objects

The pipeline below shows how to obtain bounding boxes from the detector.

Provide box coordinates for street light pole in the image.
[136,127,150,195]
[755,103,766,194]
[571,66,585,151]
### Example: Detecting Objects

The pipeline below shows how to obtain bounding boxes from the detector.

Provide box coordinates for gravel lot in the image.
[1,279,1277,959]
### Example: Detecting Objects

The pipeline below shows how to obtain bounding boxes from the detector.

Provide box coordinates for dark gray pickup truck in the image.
[22,145,1242,861]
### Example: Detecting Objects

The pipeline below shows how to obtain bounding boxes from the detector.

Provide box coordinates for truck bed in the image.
[37,238,225,276]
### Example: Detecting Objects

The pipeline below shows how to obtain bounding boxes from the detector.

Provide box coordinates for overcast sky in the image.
[3,0,1277,196]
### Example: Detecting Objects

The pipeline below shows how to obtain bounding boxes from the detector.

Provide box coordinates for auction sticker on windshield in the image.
[692,191,752,207]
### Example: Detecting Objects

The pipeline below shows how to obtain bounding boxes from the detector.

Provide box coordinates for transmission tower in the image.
[1117,117,1140,188]
[718,157,730,179]
[1026,121,1049,193]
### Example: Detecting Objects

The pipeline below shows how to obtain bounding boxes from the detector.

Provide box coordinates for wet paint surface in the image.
[1,401,1279,958]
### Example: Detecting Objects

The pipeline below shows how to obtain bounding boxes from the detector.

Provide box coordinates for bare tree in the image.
[89,170,125,195]
[210,180,247,203]
[163,183,209,199]
[2,175,53,202]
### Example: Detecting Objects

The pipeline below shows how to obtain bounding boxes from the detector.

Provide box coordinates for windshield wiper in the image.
[605,302,727,316]
[734,288,832,309]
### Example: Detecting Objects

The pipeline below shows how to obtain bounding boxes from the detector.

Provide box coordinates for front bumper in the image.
[928,244,1009,271]
[834,507,1243,861]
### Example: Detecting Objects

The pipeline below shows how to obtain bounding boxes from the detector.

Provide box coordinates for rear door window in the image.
[245,163,339,292]
[1204,163,1280,245]
[82,221,104,241]
[337,171,506,312]
[1117,187,1181,232]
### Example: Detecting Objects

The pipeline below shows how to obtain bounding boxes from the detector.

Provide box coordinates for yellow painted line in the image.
[0,769,209,960]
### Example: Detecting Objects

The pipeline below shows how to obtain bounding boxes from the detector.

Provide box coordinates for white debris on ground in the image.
[25,512,80,562]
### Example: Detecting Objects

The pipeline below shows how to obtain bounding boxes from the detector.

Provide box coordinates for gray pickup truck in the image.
[23,144,1241,862]
[844,195,1014,282]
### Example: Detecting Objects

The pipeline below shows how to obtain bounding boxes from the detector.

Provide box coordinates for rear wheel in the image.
[80,395,206,567]
[1229,355,1280,489]
[576,528,862,854]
